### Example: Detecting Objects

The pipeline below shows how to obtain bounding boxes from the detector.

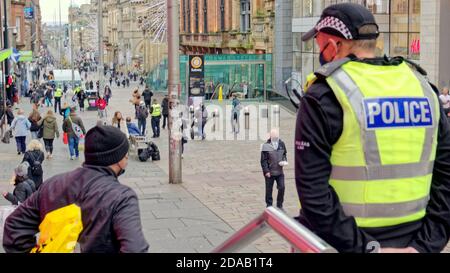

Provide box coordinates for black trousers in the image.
[54,98,61,113]
[43,138,54,154]
[162,115,168,129]
[265,174,285,208]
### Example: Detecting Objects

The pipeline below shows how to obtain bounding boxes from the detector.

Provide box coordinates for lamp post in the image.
[167,0,182,184]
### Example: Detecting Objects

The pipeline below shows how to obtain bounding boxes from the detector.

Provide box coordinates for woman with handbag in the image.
[38,110,60,159]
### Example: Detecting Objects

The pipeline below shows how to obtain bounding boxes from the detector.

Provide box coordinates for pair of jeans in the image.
[45,97,53,107]
[15,136,26,153]
[162,115,168,129]
[68,136,80,157]
[265,174,285,208]
[43,138,54,154]
[138,118,147,136]
[151,116,161,137]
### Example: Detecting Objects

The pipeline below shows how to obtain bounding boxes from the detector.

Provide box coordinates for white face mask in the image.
[271,137,279,143]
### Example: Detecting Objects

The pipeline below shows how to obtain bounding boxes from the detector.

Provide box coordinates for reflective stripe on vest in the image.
[325,61,439,228]
[152,104,161,117]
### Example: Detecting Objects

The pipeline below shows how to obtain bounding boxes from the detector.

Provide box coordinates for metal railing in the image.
[212,207,337,253]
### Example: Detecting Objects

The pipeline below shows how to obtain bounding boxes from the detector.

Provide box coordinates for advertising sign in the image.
[24,7,34,20]
[188,55,205,97]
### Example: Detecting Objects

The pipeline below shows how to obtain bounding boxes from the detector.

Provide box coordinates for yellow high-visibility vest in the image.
[151,104,161,117]
[54,89,63,98]
[323,60,440,228]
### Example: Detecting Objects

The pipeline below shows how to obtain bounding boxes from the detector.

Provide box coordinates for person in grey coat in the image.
[10,109,32,155]
[260,128,288,209]
[2,162,36,205]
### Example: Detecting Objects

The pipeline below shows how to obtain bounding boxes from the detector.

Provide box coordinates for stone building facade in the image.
[291,0,450,89]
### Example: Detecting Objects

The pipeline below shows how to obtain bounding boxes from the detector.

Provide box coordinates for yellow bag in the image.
[31,204,83,253]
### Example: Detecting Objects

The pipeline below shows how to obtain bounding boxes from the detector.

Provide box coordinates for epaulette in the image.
[314,57,352,78]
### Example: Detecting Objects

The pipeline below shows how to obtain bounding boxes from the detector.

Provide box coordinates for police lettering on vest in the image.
[364,97,433,130]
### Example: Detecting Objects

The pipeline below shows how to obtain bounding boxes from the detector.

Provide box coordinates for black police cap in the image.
[302,3,380,42]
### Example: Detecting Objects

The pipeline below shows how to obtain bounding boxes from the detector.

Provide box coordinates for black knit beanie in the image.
[84,125,129,166]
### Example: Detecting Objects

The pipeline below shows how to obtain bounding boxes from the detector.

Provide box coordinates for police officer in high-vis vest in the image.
[296,3,450,253]
[54,86,63,114]
[150,99,162,138]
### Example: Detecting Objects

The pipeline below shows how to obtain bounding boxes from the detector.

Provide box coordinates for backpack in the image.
[29,152,43,177]
[137,106,148,119]
[138,148,152,162]
[30,204,83,253]
[148,142,160,161]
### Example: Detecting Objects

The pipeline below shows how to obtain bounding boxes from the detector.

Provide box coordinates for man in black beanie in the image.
[3,126,149,253]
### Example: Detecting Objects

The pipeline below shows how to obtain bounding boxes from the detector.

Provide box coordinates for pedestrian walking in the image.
[104,85,112,105]
[439,86,450,117]
[38,110,60,159]
[2,162,36,205]
[44,87,53,107]
[77,90,87,112]
[11,109,31,155]
[231,95,241,134]
[54,86,63,114]
[136,101,149,136]
[22,140,45,190]
[142,87,153,109]
[150,99,162,138]
[28,110,42,140]
[62,108,86,160]
[161,95,169,130]
[96,95,108,119]
[194,104,208,140]
[30,91,40,110]
[261,129,287,209]
[112,111,129,138]
[296,3,450,253]
[3,126,149,253]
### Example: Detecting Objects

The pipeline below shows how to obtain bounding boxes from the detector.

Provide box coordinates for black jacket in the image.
[142,90,153,102]
[295,56,450,253]
[3,165,149,253]
[161,98,169,116]
[4,178,36,205]
[22,150,45,189]
[261,139,287,176]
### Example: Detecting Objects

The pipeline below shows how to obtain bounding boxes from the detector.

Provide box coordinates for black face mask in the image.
[117,168,126,177]
[319,43,331,66]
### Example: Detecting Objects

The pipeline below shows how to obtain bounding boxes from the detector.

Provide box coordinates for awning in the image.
[0,48,12,62]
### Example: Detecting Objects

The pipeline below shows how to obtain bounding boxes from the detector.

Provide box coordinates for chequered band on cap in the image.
[316,16,353,40]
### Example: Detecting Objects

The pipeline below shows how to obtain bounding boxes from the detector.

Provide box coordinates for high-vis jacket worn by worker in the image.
[318,58,440,228]
[54,88,63,98]
[151,104,161,117]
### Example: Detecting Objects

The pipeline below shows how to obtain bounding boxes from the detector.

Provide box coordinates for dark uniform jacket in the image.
[261,139,287,177]
[295,55,450,253]
[3,165,149,253]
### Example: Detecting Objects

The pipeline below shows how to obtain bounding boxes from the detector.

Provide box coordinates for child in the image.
[96,95,107,119]
[2,162,36,205]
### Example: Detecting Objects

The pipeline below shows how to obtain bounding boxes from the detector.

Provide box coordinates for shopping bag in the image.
[78,137,85,152]
[63,132,68,145]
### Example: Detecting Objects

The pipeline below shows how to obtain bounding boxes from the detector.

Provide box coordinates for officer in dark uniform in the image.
[295,3,450,253]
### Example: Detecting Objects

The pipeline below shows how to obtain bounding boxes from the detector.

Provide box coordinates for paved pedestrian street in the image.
[0,81,299,253]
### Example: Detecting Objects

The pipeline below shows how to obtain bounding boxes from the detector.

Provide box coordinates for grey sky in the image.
[41,0,91,24]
